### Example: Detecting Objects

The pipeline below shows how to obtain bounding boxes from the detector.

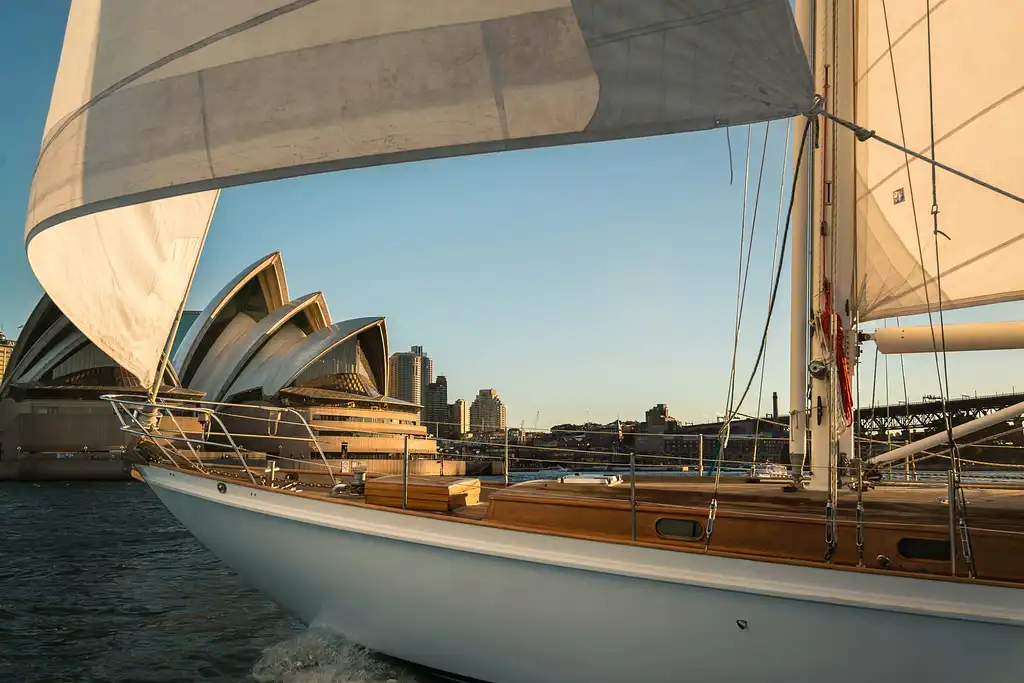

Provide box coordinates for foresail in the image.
[26,0,812,389]
[854,0,1024,321]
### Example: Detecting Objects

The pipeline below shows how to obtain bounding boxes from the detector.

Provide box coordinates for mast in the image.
[807,0,856,492]
[835,0,856,483]
[806,0,830,491]
[789,0,813,481]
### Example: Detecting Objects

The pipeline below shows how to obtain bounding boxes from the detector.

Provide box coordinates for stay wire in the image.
[923,1,975,577]
[753,122,792,472]
[724,120,813,427]
[705,118,812,551]
[879,1,950,443]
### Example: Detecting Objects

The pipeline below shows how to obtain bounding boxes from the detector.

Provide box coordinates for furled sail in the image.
[26,0,813,390]
[853,0,1024,321]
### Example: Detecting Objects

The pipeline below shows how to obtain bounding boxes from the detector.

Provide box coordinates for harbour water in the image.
[0,482,444,683]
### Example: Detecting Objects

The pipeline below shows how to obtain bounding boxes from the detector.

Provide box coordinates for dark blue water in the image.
[0,482,438,683]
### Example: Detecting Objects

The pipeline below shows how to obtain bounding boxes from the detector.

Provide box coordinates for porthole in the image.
[897,538,950,562]
[217,482,227,494]
[655,518,704,540]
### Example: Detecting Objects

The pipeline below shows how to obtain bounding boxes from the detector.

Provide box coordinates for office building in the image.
[423,375,449,436]
[449,398,469,438]
[388,345,433,417]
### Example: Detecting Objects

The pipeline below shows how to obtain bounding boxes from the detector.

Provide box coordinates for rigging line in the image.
[924,1,975,578]
[708,123,752,552]
[885,325,892,478]
[855,336,861,460]
[723,119,812,424]
[817,109,1023,207]
[922,0,957,455]
[721,125,754,451]
[753,122,792,470]
[713,125,754,520]
[895,316,914,478]
[869,342,879,459]
[737,123,773,365]
[706,118,812,551]
[879,0,950,436]
[726,127,735,185]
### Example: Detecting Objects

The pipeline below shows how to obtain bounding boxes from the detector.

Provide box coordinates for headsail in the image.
[854,0,1024,321]
[27,0,813,390]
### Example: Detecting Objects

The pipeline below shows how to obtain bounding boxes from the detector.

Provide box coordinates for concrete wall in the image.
[0,453,137,481]
[1,399,127,456]
[0,398,204,480]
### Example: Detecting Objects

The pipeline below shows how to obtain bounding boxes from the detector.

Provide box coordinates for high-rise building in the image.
[388,345,433,415]
[448,398,469,439]
[412,345,434,395]
[470,389,506,435]
[423,375,449,436]
[0,331,15,383]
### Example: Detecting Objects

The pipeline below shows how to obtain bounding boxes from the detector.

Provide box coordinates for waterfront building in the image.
[174,252,435,459]
[423,375,449,436]
[470,389,506,435]
[636,403,679,455]
[449,398,469,438]
[0,295,202,480]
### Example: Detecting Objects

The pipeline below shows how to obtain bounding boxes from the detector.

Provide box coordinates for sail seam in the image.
[479,23,510,140]
[590,0,764,47]
[855,85,1024,203]
[869,226,1024,312]
[854,0,953,85]
[196,71,217,180]
[32,0,325,182]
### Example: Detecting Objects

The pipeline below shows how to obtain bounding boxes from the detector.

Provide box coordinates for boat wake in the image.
[251,628,429,683]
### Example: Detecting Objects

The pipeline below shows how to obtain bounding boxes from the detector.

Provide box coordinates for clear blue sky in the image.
[2,1,1022,428]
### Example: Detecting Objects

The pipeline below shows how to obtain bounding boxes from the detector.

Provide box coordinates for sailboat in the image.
[21,1,1024,682]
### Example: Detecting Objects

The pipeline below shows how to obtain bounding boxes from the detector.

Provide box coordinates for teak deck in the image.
[164,463,1024,586]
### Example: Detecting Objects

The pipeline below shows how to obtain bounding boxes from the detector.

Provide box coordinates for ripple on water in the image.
[0,482,450,683]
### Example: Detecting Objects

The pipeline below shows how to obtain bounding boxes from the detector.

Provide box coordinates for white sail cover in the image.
[854,0,1024,321]
[26,0,812,390]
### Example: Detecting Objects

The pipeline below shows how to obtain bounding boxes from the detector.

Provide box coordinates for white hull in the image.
[141,465,1024,683]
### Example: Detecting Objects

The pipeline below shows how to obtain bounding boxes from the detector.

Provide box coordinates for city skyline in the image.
[2,2,1024,430]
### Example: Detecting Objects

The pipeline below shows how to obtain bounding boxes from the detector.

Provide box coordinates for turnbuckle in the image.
[823,501,838,563]
[704,498,718,551]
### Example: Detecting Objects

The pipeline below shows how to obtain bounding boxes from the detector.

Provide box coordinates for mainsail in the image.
[26,0,813,390]
[854,0,1024,321]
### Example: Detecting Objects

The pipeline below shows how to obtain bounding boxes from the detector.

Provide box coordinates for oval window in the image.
[655,518,703,540]
[897,538,951,561]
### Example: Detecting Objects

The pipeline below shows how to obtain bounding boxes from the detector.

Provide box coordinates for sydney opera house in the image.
[0,252,436,479]
[0,295,202,480]
[172,252,436,461]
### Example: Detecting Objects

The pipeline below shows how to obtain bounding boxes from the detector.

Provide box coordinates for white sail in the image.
[854,0,1024,321]
[25,0,812,390]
